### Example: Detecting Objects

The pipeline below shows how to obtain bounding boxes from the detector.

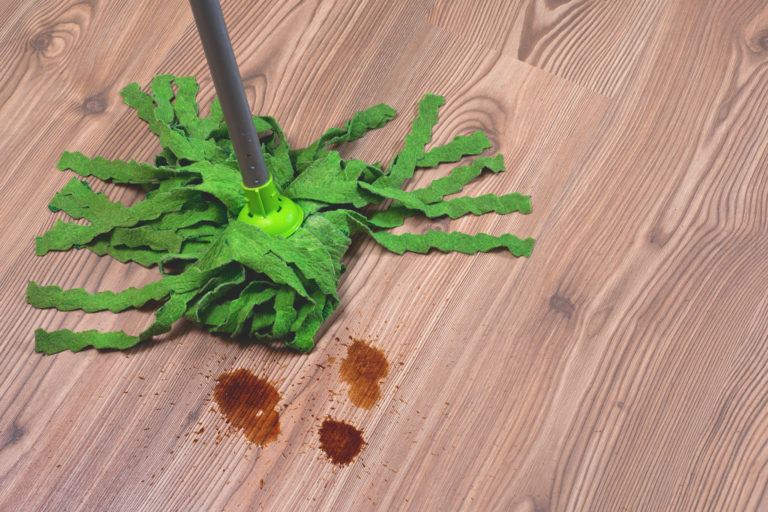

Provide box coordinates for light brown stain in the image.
[213,369,280,446]
[339,338,389,409]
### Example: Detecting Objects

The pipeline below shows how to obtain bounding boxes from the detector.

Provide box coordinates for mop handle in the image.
[189,0,269,187]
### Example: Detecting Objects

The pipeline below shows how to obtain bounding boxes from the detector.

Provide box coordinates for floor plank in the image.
[429,0,667,97]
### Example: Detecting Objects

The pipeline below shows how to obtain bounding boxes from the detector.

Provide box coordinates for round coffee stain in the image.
[213,369,280,446]
[318,418,365,465]
[340,338,389,409]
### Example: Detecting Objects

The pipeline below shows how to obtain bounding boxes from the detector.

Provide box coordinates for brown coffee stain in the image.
[318,418,365,465]
[339,338,389,409]
[213,369,280,446]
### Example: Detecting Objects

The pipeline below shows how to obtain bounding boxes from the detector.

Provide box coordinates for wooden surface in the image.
[1,0,768,510]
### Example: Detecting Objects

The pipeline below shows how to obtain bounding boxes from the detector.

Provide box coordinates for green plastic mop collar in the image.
[238,177,304,238]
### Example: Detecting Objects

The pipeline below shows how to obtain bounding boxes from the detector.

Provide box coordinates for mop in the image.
[27,0,535,354]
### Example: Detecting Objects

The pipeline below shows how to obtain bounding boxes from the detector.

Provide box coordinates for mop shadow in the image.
[216,306,340,357]
[118,310,339,358]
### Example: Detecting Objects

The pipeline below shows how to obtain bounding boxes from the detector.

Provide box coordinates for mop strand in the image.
[28,75,534,354]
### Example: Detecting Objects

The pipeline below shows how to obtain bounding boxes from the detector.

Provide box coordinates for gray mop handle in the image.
[189,0,269,187]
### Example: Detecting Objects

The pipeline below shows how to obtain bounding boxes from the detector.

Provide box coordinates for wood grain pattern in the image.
[429,0,667,97]
[1,0,768,510]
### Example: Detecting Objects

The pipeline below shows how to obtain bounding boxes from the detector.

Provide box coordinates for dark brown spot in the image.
[549,293,575,318]
[30,32,51,52]
[340,338,388,409]
[213,369,280,446]
[318,418,365,465]
[82,94,107,115]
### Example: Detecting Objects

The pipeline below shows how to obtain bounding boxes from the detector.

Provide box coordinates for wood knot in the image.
[484,131,500,152]
[425,217,451,233]
[549,293,575,318]
[30,32,52,52]
[757,31,768,51]
[647,226,670,247]
[82,94,107,115]
[508,496,540,512]
[750,29,768,53]
[242,73,268,114]
[4,422,24,447]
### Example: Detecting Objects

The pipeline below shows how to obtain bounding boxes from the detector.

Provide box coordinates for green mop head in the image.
[28,75,534,354]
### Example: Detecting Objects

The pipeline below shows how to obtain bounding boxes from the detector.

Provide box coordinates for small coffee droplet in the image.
[318,418,365,465]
